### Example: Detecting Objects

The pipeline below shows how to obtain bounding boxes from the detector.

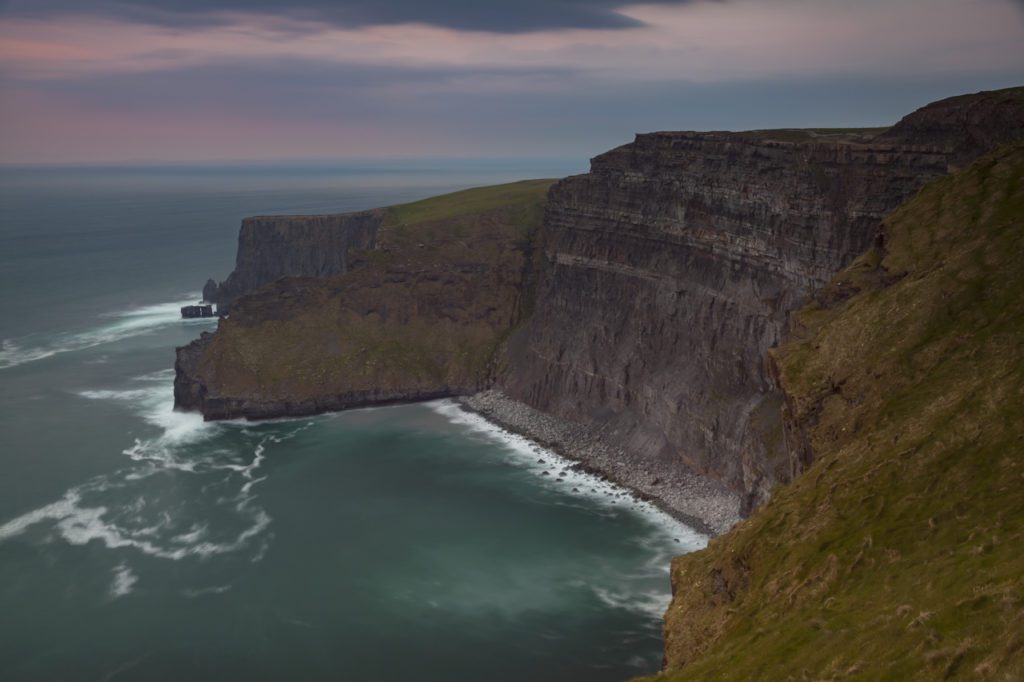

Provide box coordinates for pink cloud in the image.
[1,0,1021,84]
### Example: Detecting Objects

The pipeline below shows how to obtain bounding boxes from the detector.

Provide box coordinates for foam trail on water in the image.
[110,563,138,598]
[80,370,219,465]
[428,399,707,551]
[0,370,294,568]
[0,490,82,541]
[0,294,213,370]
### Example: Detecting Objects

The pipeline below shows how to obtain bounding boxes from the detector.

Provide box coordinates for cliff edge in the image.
[175,180,551,419]
[646,142,1024,681]
[203,209,384,312]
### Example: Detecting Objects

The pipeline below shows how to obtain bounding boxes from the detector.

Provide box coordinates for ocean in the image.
[0,162,706,681]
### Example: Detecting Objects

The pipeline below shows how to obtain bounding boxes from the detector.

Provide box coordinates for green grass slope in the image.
[191,180,552,407]
[643,143,1024,680]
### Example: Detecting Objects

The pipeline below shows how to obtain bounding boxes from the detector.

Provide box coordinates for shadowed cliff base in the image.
[644,143,1024,680]
[460,390,741,537]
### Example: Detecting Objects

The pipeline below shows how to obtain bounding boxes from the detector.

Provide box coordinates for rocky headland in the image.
[175,86,1024,676]
[177,87,1022,523]
[203,210,384,313]
[176,180,552,420]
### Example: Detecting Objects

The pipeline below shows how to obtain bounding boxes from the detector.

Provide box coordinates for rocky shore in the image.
[459,389,741,536]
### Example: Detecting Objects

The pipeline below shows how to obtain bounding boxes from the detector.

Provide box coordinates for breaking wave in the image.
[0,295,213,370]
[428,398,707,622]
[428,399,707,551]
[0,372,314,593]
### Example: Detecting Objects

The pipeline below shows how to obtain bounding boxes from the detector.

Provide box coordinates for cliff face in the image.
[647,142,1024,681]
[175,181,551,419]
[499,131,950,510]
[205,210,384,311]
[177,88,1022,511]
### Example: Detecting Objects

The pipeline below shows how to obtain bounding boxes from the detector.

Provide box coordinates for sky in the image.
[1,0,1023,164]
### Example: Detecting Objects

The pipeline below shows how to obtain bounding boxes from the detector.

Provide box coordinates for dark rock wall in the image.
[206,210,384,311]
[500,132,950,510]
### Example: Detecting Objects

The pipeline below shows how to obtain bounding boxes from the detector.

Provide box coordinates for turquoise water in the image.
[0,163,705,681]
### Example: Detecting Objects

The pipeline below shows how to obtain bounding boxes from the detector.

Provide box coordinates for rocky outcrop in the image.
[877,86,1024,167]
[204,210,384,311]
[174,181,552,421]
[498,132,951,511]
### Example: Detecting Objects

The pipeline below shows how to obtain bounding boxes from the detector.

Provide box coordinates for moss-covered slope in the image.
[175,180,552,419]
[645,143,1024,680]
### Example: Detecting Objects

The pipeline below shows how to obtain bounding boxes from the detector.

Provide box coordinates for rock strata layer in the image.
[499,132,951,511]
[645,141,1024,681]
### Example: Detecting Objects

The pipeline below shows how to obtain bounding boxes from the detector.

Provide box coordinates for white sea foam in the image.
[0,490,82,541]
[1,371,289,568]
[427,399,708,551]
[110,563,138,598]
[590,585,673,620]
[0,294,213,370]
[80,369,217,448]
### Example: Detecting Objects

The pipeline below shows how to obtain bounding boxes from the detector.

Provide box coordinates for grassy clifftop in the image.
[182,180,552,416]
[644,143,1024,680]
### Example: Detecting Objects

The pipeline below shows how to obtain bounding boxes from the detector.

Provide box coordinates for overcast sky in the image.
[1,0,1022,163]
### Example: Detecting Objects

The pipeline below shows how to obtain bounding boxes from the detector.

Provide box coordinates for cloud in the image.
[1,0,1022,163]
[3,0,1022,84]
[0,0,701,33]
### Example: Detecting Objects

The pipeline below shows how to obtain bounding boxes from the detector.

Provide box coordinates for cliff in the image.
[204,210,384,311]
[175,180,551,419]
[170,86,1024,678]
[877,86,1024,167]
[645,142,1024,680]
[498,130,951,512]
[177,88,1022,512]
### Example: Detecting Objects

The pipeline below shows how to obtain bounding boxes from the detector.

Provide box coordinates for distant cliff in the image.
[176,181,551,419]
[204,210,384,312]
[877,86,1024,166]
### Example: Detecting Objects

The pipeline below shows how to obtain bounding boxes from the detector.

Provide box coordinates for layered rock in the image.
[204,210,384,311]
[499,132,950,511]
[646,141,1024,681]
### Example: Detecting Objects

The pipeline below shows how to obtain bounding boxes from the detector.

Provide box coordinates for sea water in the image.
[0,162,706,681]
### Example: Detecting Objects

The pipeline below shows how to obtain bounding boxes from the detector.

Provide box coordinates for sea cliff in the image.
[175,180,551,419]
[498,132,950,513]
[203,210,384,312]
[173,86,1024,676]
[646,140,1024,681]
[176,87,1023,525]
